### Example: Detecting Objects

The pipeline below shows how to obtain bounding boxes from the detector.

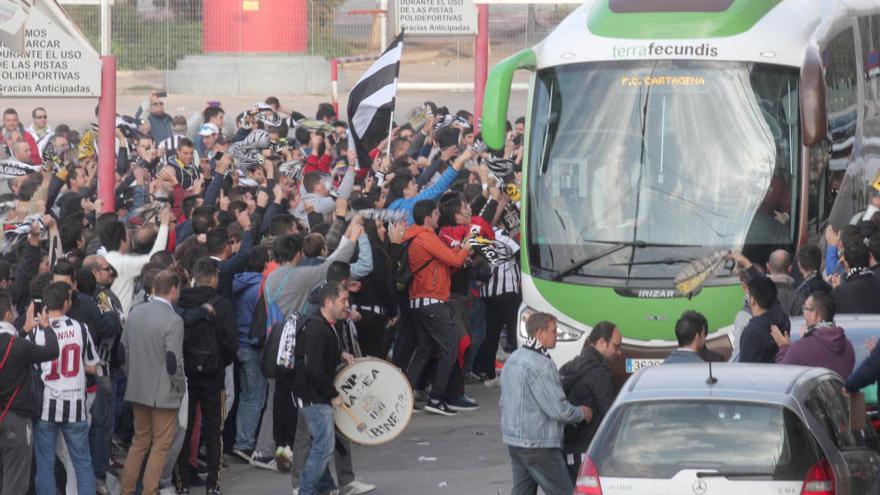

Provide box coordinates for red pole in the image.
[474,4,489,127]
[98,55,116,213]
[331,58,339,116]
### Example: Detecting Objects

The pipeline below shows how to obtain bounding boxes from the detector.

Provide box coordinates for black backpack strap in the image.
[410,235,434,275]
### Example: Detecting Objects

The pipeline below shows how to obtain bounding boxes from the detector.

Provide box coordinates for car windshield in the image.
[527,61,800,282]
[592,401,817,479]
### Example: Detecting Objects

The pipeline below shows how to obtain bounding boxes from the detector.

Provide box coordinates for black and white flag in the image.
[0,158,41,180]
[347,32,403,168]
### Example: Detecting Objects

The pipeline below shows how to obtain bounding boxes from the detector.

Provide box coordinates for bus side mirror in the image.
[482,49,537,150]
[801,48,828,147]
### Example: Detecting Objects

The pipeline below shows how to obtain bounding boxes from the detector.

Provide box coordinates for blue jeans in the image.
[90,376,114,480]
[298,404,336,495]
[34,420,96,495]
[508,445,573,495]
[235,346,268,451]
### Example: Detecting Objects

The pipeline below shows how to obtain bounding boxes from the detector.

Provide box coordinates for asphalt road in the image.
[218,384,511,495]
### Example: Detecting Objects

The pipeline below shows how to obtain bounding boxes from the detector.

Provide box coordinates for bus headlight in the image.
[518,306,586,342]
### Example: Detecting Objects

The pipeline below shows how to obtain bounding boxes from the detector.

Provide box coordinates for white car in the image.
[575,363,880,494]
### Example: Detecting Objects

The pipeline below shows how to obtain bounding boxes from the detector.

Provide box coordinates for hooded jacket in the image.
[232,272,263,348]
[292,311,341,405]
[775,324,855,378]
[559,346,616,454]
[177,286,238,388]
[403,224,469,302]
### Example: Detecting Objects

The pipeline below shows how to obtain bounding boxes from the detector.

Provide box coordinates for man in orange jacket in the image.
[403,199,471,416]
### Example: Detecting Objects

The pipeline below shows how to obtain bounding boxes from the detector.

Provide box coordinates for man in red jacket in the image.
[3,108,41,165]
[403,199,470,416]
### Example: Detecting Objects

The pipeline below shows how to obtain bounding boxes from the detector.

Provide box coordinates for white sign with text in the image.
[397,0,478,35]
[0,3,101,97]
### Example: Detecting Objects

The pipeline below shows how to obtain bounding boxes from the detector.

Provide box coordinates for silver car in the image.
[576,363,880,494]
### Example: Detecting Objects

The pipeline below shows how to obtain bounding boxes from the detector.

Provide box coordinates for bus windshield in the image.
[527,60,800,283]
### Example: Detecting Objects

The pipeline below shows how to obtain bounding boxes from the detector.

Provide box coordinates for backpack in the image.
[183,295,225,377]
[392,239,433,293]
[261,310,305,378]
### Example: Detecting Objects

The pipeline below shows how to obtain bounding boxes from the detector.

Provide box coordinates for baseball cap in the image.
[199,123,219,136]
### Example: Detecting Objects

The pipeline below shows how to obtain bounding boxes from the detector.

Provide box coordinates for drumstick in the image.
[340,403,367,432]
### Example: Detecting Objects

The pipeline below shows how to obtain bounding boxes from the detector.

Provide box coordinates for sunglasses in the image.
[35,115,47,119]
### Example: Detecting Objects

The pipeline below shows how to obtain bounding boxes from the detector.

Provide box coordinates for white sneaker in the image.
[341,480,376,495]
[483,377,501,387]
[158,487,178,495]
[250,452,279,472]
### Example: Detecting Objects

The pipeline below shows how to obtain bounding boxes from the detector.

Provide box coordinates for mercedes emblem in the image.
[692,479,708,495]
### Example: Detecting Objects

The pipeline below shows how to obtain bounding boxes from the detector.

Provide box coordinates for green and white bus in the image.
[481,0,880,376]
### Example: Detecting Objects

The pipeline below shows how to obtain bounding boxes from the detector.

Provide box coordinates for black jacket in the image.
[832,270,880,314]
[177,286,238,388]
[739,303,791,363]
[293,313,341,405]
[351,241,398,318]
[559,346,616,454]
[0,324,58,420]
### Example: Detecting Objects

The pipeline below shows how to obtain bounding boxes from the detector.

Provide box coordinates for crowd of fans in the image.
[0,94,525,495]
[501,217,880,495]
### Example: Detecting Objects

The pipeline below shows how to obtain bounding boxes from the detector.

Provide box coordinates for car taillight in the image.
[574,456,603,495]
[802,459,835,495]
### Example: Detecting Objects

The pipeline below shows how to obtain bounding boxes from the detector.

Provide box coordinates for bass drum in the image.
[333,358,414,446]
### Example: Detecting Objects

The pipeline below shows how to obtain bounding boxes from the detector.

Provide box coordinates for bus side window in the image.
[822,26,861,230]
[858,16,880,210]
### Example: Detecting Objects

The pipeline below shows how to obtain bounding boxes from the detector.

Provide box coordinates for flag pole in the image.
[385,110,395,157]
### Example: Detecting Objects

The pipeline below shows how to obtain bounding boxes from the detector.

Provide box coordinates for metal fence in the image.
[62,0,578,94]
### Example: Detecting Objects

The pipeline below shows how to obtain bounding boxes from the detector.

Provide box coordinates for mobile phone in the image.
[33,299,43,317]
[155,91,168,98]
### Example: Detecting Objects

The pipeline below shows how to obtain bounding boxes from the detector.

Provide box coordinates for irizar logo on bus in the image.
[613,42,719,59]
[637,289,677,298]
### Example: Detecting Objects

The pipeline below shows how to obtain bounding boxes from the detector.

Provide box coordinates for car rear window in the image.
[593,401,819,479]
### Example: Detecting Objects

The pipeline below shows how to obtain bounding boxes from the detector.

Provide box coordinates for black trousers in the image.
[177,382,224,490]
[392,307,418,370]
[273,373,297,447]
[356,310,388,359]
[474,292,521,378]
[406,303,463,401]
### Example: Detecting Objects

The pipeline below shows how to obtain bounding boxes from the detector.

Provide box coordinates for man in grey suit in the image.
[119,270,186,495]
[662,311,708,365]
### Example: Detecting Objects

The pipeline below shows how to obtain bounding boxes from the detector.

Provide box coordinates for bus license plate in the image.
[626,359,663,374]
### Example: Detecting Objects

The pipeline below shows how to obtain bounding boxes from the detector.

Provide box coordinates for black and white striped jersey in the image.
[480,228,521,298]
[33,317,99,423]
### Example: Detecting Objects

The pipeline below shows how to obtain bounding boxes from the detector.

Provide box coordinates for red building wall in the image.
[202,0,308,53]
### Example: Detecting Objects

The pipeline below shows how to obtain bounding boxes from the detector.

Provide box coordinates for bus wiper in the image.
[610,257,694,266]
[552,240,695,281]
[696,471,774,479]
